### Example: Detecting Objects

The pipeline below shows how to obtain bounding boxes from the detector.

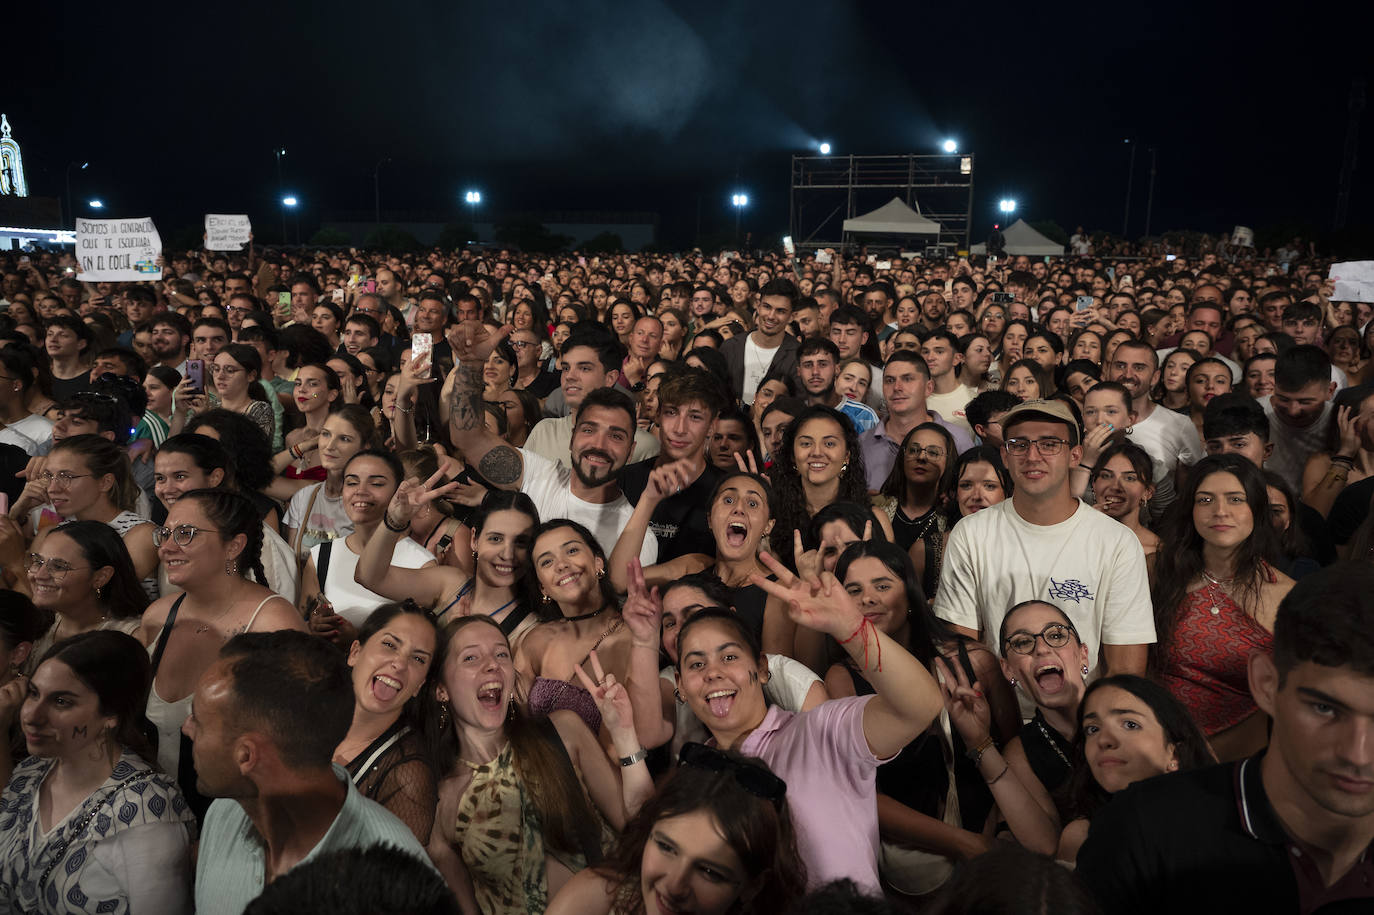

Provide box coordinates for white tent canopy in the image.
[842,197,941,236]
[971,219,1064,256]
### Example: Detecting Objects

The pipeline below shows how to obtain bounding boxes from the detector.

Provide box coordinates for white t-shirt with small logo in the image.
[933,499,1155,716]
[741,336,780,404]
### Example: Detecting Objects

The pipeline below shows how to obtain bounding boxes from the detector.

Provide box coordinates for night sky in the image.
[10,1,1371,249]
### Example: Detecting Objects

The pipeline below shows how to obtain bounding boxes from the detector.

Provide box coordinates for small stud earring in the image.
[1082,664,1090,678]
[1009,677,1018,688]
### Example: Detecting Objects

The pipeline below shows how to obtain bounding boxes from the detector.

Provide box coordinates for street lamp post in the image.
[275,147,287,241]
[731,193,749,243]
[65,161,88,228]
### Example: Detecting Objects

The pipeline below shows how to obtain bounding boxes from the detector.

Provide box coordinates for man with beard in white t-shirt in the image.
[934,398,1154,716]
[1104,339,1202,517]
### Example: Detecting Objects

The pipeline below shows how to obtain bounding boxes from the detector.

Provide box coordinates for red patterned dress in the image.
[1157,571,1275,736]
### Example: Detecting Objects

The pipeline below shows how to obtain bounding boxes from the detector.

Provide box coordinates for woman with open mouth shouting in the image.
[663,548,944,895]
[331,600,442,843]
[427,617,653,915]
[609,469,786,652]
[356,472,543,645]
[300,450,438,647]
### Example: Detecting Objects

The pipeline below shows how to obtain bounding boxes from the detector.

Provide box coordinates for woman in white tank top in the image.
[140,489,306,808]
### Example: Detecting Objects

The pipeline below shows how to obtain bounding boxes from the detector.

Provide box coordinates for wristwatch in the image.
[619,747,649,767]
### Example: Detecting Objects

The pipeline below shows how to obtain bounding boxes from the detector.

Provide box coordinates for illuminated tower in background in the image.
[0,114,29,197]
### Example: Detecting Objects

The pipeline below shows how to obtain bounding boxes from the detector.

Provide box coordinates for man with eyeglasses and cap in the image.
[932,399,1155,714]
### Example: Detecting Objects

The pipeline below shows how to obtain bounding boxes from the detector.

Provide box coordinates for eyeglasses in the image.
[39,470,92,487]
[508,340,538,349]
[208,364,243,375]
[1004,437,1071,456]
[1003,622,1077,655]
[904,444,945,460]
[26,553,89,581]
[678,742,786,805]
[152,524,221,548]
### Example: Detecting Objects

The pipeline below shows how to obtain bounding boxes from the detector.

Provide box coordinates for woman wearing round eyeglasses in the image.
[205,344,274,445]
[23,520,146,673]
[140,489,305,815]
[548,744,806,915]
[22,435,160,602]
[509,328,558,398]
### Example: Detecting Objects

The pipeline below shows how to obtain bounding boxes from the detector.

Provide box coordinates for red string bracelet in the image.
[839,617,881,672]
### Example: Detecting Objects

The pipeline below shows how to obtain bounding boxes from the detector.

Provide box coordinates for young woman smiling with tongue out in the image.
[666,549,945,895]
[331,600,441,843]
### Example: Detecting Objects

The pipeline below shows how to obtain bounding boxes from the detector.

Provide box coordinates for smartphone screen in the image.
[411,333,432,367]
[186,359,206,394]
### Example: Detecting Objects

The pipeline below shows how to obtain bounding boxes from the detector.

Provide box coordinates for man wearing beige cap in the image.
[932,399,1154,711]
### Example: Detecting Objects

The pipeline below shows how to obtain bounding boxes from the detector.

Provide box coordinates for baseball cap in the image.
[999,398,1081,445]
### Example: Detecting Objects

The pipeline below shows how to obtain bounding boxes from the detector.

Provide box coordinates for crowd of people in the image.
[0,238,1371,914]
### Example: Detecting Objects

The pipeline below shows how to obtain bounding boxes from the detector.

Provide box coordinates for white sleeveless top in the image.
[144,593,277,776]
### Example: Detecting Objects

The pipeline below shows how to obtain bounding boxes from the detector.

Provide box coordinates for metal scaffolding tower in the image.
[789,152,975,254]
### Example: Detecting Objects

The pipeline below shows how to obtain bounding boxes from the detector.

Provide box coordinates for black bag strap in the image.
[317,540,334,590]
[149,593,186,678]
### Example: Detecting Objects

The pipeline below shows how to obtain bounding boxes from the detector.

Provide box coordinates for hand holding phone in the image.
[185,359,206,395]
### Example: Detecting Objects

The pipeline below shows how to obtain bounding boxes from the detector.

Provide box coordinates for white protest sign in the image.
[815,249,832,264]
[1330,261,1374,304]
[76,217,162,282]
[205,214,251,251]
[1230,225,1254,248]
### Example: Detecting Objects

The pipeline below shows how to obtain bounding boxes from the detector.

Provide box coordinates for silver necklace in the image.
[1200,568,1235,616]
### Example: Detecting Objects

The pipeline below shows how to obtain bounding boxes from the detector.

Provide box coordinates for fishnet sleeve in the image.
[358,748,439,843]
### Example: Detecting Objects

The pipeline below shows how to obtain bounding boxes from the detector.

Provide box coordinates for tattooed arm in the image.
[445,358,527,490]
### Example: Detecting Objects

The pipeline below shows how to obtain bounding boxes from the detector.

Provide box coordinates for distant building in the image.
[0,113,68,250]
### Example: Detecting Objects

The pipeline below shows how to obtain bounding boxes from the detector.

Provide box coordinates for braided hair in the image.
[180,488,268,587]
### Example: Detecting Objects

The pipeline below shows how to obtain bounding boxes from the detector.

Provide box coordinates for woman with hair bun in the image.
[140,488,306,816]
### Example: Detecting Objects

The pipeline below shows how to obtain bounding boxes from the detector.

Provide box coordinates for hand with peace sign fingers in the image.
[935,649,1063,855]
[732,448,768,482]
[753,549,944,760]
[752,549,864,642]
[936,652,992,750]
[354,469,467,609]
[574,649,638,746]
[620,558,663,651]
[388,469,463,529]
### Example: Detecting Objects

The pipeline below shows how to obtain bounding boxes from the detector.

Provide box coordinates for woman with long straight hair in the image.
[1150,453,1292,761]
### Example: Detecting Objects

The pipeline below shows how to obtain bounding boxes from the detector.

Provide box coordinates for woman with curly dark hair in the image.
[548,745,806,915]
[767,405,893,571]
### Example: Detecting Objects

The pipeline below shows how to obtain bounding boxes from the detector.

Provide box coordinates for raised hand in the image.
[642,460,694,507]
[752,549,863,640]
[621,558,663,649]
[732,449,768,482]
[1335,405,1360,459]
[389,469,462,527]
[574,649,634,737]
[1080,422,1114,468]
[937,652,991,746]
[447,320,512,363]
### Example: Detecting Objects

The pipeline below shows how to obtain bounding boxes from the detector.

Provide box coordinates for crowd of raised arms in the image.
[0,238,1371,915]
